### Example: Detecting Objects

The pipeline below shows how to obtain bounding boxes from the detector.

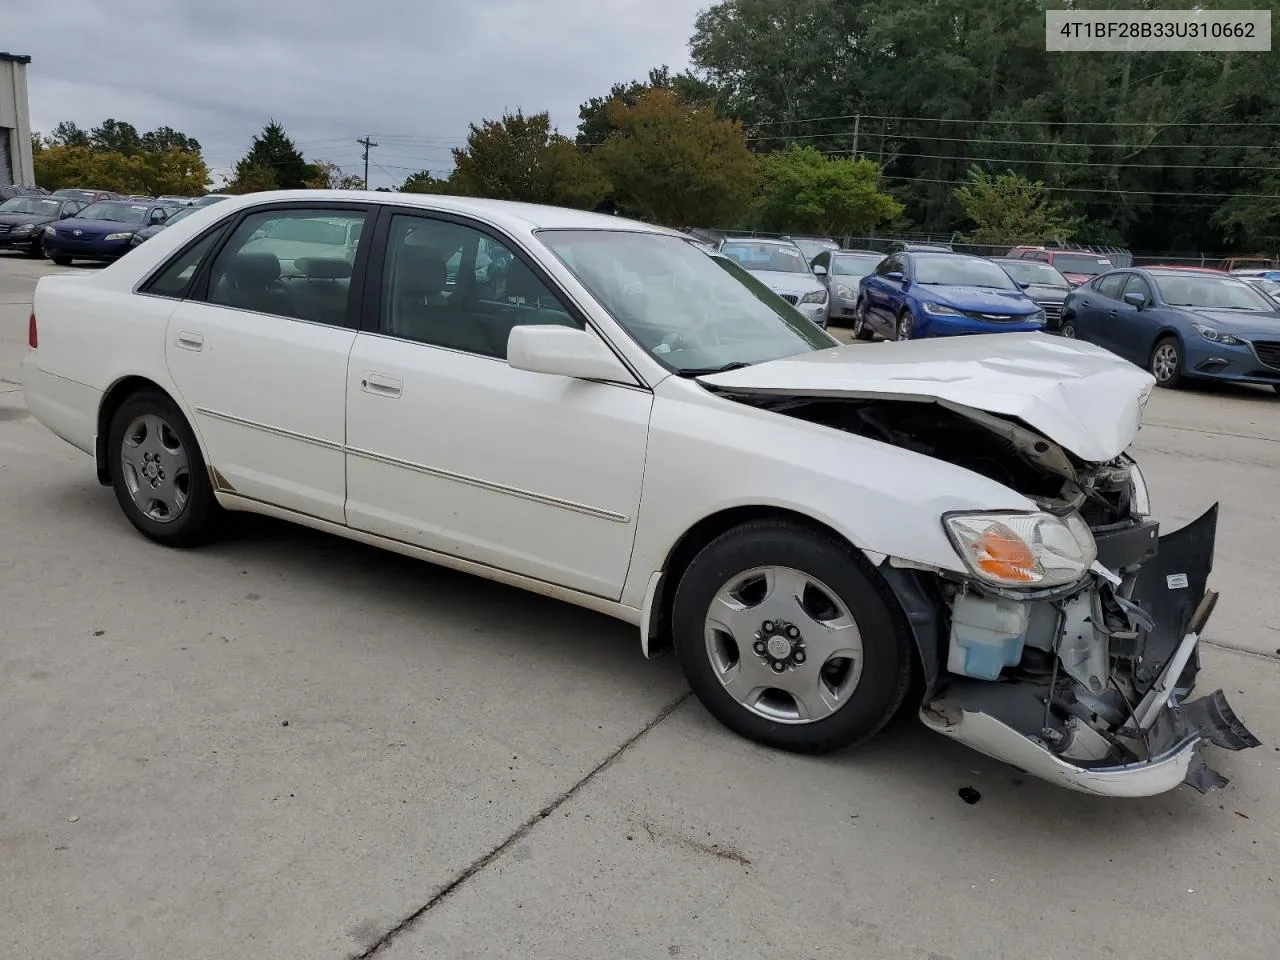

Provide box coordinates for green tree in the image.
[399,170,452,194]
[754,146,902,235]
[140,126,201,155]
[90,119,142,155]
[954,166,1082,244]
[577,65,720,145]
[223,164,278,194]
[48,121,91,148]
[305,161,366,190]
[594,89,758,226]
[233,120,316,190]
[34,144,209,195]
[449,110,610,209]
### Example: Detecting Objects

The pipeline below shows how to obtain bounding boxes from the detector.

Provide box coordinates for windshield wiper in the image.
[681,361,752,377]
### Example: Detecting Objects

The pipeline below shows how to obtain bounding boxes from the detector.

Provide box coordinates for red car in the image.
[1006,246,1116,287]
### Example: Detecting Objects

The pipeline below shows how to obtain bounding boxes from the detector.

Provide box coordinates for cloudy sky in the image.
[14,0,710,187]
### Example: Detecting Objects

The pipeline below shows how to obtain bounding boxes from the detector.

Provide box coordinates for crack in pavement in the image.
[1142,420,1280,445]
[349,690,693,959]
[1204,638,1280,663]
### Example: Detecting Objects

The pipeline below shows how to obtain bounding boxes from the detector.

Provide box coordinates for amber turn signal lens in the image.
[972,525,1039,583]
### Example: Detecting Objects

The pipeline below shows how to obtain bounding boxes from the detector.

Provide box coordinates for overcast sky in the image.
[14,0,709,188]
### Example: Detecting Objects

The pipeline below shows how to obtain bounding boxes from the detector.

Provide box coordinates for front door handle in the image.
[175,331,204,351]
[361,373,402,399]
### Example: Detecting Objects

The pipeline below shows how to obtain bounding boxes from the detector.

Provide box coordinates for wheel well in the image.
[95,376,171,484]
[648,506,918,665]
[1149,329,1183,360]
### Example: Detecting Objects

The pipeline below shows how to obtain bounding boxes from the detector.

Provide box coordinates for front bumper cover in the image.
[917,504,1261,797]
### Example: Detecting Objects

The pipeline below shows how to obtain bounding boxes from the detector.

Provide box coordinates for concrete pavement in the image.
[2,255,1278,960]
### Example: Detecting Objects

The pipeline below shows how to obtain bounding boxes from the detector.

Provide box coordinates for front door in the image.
[344,210,652,599]
[165,203,371,523]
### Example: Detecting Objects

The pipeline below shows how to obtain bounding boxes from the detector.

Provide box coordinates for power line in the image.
[746,128,1277,151]
[840,150,1280,172]
[750,112,1280,128]
[879,173,1279,200]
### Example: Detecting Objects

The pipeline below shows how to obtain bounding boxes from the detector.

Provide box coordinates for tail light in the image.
[28,311,36,348]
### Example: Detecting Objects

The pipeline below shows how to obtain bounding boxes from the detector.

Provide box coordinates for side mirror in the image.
[1016,280,1031,290]
[1123,292,1147,309]
[812,264,827,277]
[507,325,633,383]
[885,271,905,283]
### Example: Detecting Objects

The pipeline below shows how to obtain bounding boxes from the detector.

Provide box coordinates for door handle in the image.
[175,331,204,351]
[360,373,402,399]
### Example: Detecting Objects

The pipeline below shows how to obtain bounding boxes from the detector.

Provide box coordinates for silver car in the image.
[810,249,885,326]
[717,238,829,327]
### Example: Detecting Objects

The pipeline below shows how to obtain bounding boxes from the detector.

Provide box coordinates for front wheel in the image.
[107,390,222,546]
[851,297,875,341]
[1150,336,1183,388]
[672,520,914,754]
[895,310,914,341]
[26,238,43,258]
[51,255,72,266]
[1059,317,1077,339]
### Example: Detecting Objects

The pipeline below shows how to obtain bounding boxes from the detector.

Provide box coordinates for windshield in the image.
[78,201,149,223]
[539,230,836,374]
[914,254,1019,290]
[1154,274,1276,310]
[1247,278,1280,298]
[831,253,883,276]
[165,207,198,225]
[719,241,811,274]
[996,260,1069,288]
[790,238,837,261]
[52,189,94,201]
[1052,253,1113,275]
[0,197,62,215]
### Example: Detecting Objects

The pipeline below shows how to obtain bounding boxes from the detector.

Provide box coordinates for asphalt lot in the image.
[2,254,1278,960]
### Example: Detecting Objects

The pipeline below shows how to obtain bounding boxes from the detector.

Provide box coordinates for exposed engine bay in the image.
[730,393,1262,795]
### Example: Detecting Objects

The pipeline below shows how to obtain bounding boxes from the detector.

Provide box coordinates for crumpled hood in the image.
[922,285,1038,314]
[698,333,1156,463]
[746,269,825,298]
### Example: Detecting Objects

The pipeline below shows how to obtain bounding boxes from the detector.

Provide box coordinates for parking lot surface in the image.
[3,255,1278,960]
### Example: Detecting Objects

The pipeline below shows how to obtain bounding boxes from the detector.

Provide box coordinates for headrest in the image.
[295,257,352,280]
[395,246,447,293]
[226,251,280,286]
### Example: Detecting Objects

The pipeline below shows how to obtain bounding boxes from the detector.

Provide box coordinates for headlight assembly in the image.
[834,283,855,299]
[800,289,826,305]
[105,232,134,241]
[922,301,963,316]
[1126,458,1151,516]
[944,511,1097,587]
[1190,322,1244,345]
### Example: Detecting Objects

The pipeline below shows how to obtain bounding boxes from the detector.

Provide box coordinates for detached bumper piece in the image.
[920,504,1262,797]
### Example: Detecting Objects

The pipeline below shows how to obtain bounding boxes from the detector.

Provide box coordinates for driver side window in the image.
[380,214,579,360]
[1095,273,1128,300]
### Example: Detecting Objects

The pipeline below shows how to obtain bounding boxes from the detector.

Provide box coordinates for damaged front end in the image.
[734,393,1262,796]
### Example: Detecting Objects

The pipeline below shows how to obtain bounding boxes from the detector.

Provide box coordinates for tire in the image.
[672,519,914,755]
[895,309,914,341]
[1059,318,1077,339]
[851,297,875,341]
[26,238,42,258]
[107,390,222,546]
[1150,335,1184,389]
[51,255,72,266]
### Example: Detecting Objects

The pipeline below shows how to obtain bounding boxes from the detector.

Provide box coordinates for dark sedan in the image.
[129,204,199,246]
[990,257,1072,331]
[0,196,85,256]
[42,200,178,265]
[1061,267,1280,392]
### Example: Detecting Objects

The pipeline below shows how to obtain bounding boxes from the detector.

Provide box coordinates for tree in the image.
[140,126,201,155]
[233,120,316,191]
[754,146,902,235]
[399,170,452,194]
[223,164,278,194]
[593,89,758,226]
[577,65,720,145]
[449,110,609,209]
[955,167,1082,244]
[48,121,91,148]
[305,161,366,190]
[90,119,142,155]
[34,145,209,195]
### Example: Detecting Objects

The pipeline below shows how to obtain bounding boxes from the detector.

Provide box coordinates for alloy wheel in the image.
[119,414,192,523]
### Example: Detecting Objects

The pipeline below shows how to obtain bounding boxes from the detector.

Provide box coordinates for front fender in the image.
[620,378,1037,610]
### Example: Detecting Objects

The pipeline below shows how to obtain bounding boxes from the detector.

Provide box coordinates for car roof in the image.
[1143,266,1229,275]
[833,249,883,256]
[721,236,796,246]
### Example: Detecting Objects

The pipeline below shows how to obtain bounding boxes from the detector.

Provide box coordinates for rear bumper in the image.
[20,356,100,456]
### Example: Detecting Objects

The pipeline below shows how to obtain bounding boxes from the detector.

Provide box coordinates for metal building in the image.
[0,52,33,187]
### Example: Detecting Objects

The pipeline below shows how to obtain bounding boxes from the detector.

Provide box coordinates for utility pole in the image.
[851,113,860,160]
[356,135,378,189]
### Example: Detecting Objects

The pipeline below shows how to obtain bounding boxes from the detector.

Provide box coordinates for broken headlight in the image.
[944,511,1097,587]
[1127,458,1151,516]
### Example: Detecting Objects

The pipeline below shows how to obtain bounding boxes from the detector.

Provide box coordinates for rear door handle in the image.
[175,331,204,351]
[361,373,402,399]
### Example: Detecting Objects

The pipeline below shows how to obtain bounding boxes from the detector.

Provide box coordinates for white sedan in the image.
[22,191,1259,796]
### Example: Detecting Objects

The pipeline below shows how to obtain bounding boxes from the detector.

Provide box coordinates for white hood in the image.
[748,269,825,298]
[699,333,1156,463]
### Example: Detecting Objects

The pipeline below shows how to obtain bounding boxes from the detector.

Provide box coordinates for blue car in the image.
[42,199,178,266]
[1060,267,1280,393]
[852,251,1045,341]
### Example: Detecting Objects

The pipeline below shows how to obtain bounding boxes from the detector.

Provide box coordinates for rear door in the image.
[1080,272,1130,353]
[164,202,372,523]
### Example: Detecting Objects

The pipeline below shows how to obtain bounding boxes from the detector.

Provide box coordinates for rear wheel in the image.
[895,310,914,341]
[672,520,914,754]
[51,255,72,266]
[1059,317,1077,339]
[1150,336,1184,388]
[107,390,222,546]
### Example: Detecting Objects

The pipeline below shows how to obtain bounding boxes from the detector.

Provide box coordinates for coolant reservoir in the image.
[947,594,1031,681]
